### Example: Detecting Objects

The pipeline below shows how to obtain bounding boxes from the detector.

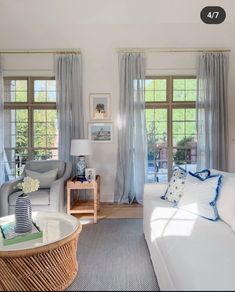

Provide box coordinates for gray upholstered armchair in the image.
[0,160,72,217]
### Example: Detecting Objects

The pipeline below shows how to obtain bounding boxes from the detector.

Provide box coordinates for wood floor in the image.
[74,203,143,224]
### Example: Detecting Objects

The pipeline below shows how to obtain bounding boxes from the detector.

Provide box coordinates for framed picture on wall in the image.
[89,93,111,120]
[88,122,113,143]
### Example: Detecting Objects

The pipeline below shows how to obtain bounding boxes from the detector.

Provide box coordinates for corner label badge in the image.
[200,6,226,24]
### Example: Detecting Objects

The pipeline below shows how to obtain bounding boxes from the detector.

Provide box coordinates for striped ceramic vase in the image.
[15,193,32,233]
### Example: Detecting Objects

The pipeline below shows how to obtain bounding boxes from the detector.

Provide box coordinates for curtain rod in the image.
[117,47,231,53]
[0,49,81,54]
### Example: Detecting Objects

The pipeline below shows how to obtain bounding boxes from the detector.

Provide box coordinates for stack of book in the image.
[0,221,43,246]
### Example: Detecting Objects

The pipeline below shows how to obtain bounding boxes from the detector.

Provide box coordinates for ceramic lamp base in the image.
[76,156,87,178]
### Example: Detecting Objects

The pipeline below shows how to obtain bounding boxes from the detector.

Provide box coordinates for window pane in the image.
[34,80,46,91]
[173,107,197,173]
[47,91,56,102]
[4,109,28,148]
[33,109,58,148]
[145,79,167,102]
[146,108,168,183]
[47,80,56,91]
[173,135,186,146]
[173,148,197,173]
[146,109,168,144]
[172,108,197,146]
[173,79,185,90]
[186,79,196,90]
[173,78,196,101]
[34,79,56,102]
[147,146,168,183]
[32,149,58,160]
[186,122,197,135]
[4,149,28,179]
[154,91,166,101]
[145,91,154,102]
[34,91,46,102]
[155,79,166,90]
[4,79,27,102]
[173,109,185,121]
[173,90,185,101]
[173,122,185,134]
[186,90,196,101]
[145,80,154,90]
[185,108,196,120]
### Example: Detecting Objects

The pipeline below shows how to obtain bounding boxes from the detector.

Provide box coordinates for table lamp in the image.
[70,139,92,178]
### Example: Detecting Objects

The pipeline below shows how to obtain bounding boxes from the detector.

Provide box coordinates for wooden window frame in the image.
[4,76,57,163]
[145,76,196,181]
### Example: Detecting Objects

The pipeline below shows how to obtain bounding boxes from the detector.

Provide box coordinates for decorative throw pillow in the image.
[177,172,223,221]
[192,169,211,180]
[161,167,186,203]
[25,168,58,189]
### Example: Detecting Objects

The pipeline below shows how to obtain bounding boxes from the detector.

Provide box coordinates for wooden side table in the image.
[66,175,101,223]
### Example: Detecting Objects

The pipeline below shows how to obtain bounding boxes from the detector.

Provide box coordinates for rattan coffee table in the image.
[0,211,82,291]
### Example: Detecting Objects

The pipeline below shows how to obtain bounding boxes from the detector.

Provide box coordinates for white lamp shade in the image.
[70,139,92,156]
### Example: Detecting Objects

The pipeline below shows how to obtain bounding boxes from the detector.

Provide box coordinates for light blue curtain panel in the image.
[114,52,147,204]
[197,52,229,171]
[56,54,84,162]
[0,56,4,185]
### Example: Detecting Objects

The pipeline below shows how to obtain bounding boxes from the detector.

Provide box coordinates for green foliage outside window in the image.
[173,136,195,165]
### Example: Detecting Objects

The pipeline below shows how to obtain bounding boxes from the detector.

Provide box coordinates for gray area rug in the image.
[67,219,159,291]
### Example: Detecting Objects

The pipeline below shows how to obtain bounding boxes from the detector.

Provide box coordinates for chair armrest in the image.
[0,176,24,217]
[144,183,168,201]
[50,162,72,211]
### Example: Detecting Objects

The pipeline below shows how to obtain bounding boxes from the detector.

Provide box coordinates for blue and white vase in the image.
[15,193,32,233]
[76,156,86,178]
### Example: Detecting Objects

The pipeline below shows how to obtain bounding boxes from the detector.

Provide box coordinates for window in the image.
[4,77,58,180]
[145,76,197,183]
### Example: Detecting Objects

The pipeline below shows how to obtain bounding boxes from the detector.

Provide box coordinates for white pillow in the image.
[25,168,58,189]
[193,169,211,180]
[177,172,222,221]
[216,176,235,226]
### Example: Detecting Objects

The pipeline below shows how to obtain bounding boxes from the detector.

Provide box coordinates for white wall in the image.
[0,0,235,201]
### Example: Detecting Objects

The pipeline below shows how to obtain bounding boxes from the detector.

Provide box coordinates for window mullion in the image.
[168,76,173,180]
[28,77,34,160]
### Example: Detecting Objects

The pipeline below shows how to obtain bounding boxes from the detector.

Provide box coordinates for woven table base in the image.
[0,224,82,291]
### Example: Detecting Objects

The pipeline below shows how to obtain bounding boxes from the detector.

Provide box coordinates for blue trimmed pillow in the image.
[161,167,186,203]
[192,169,211,180]
[177,172,223,221]
[161,168,212,204]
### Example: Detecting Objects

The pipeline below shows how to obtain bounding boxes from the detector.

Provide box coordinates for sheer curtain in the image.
[0,56,4,185]
[114,52,146,204]
[56,53,84,163]
[197,52,229,171]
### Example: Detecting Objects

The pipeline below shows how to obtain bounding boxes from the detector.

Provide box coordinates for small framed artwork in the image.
[85,168,96,182]
[88,123,113,143]
[89,93,111,120]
